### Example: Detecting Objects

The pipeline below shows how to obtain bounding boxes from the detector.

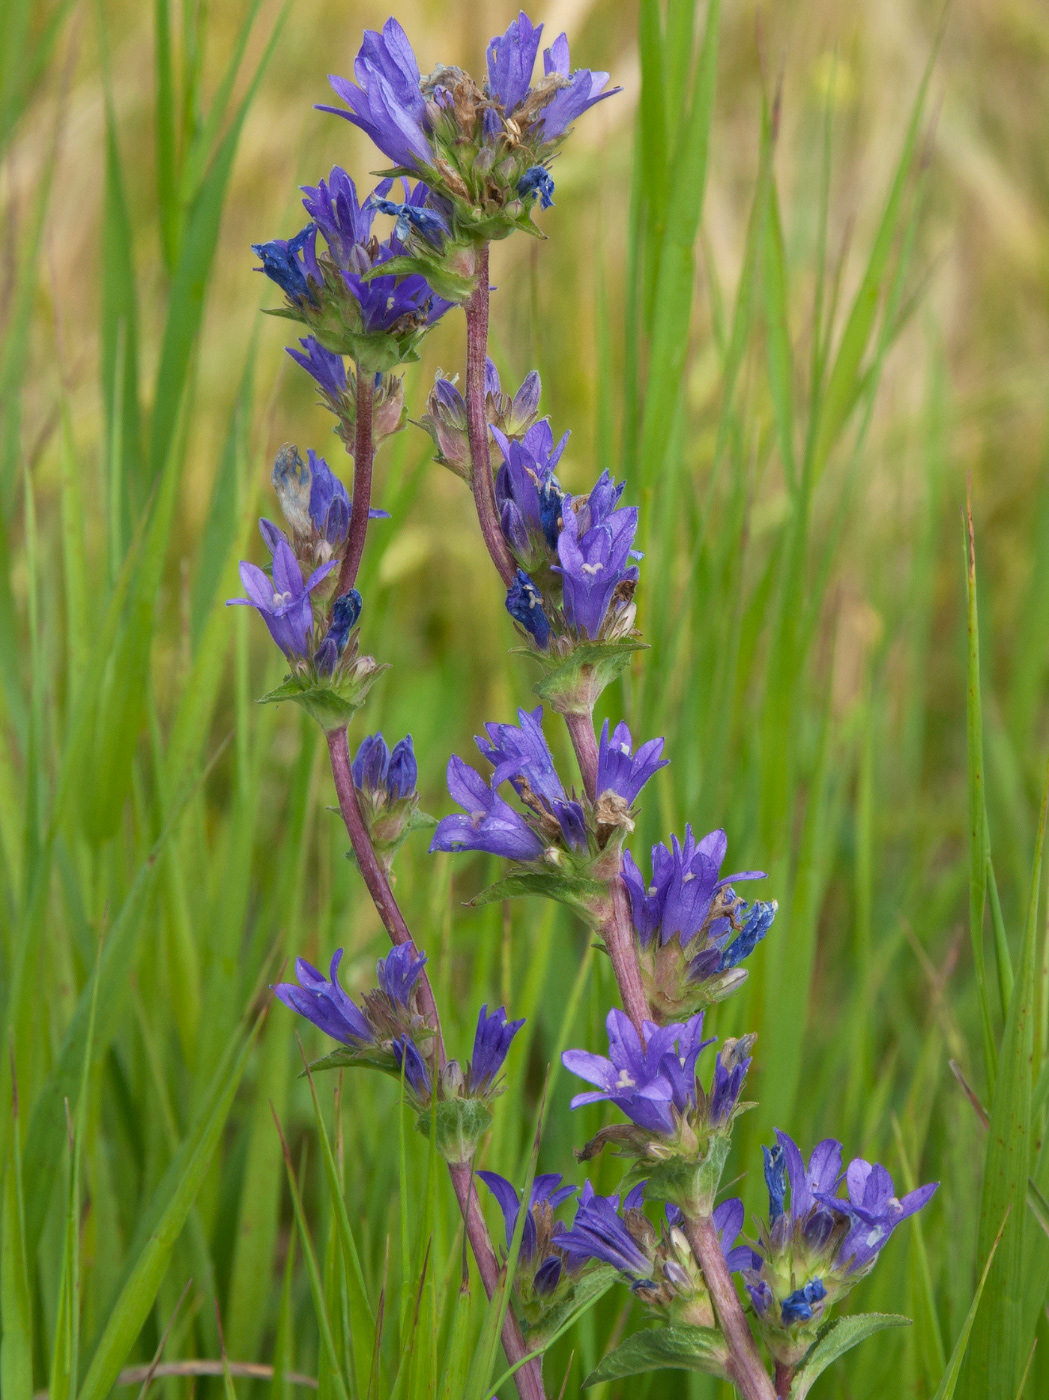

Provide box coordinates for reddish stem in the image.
[563,710,650,1033]
[336,367,374,597]
[464,243,516,588]
[774,1360,796,1398]
[325,727,545,1400]
[683,1215,777,1400]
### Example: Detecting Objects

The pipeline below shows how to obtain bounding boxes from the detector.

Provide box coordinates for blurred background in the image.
[3,0,1049,1396]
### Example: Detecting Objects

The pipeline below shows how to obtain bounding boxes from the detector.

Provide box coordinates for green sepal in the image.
[261,307,424,374]
[622,1134,733,1216]
[469,869,606,921]
[791,1314,911,1398]
[257,660,388,734]
[416,1097,493,1164]
[582,1325,730,1387]
[522,1266,617,1348]
[525,640,648,714]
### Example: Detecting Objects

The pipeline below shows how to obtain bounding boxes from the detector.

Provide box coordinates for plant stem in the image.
[563,709,650,1033]
[464,242,516,588]
[325,727,546,1400]
[774,1360,796,1398]
[683,1215,776,1400]
[336,366,374,598]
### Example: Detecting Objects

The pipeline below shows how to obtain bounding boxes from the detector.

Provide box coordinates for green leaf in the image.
[582,1325,729,1387]
[468,870,605,919]
[257,659,388,734]
[528,640,647,712]
[523,1266,616,1351]
[792,1314,911,1398]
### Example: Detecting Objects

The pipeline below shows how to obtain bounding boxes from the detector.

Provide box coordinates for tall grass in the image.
[2,0,1049,1396]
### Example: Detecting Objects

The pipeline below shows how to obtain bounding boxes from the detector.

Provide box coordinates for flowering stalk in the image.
[464,243,517,588]
[336,367,375,596]
[324,724,546,1400]
[684,1215,778,1400]
[563,710,649,1032]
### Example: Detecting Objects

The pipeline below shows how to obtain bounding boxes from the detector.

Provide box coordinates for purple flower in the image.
[709,1048,752,1127]
[342,254,452,334]
[320,19,432,172]
[559,1181,651,1278]
[306,450,352,545]
[712,1197,762,1273]
[287,336,348,400]
[506,570,551,649]
[536,32,619,140]
[314,589,362,676]
[273,949,372,1044]
[252,224,320,305]
[468,1004,525,1095]
[562,1008,713,1135]
[596,721,668,805]
[301,167,380,265]
[621,826,766,951]
[227,534,335,660]
[820,1159,938,1275]
[493,420,569,568]
[518,166,554,208]
[486,11,544,111]
[781,1278,827,1324]
[371,187,450,248]
[477,1170,577,1262]
[554,482,639,640]
[392,1034,432,1098]
[353,733,418,802]
[376,942,427,1007]
[475,705,586,852]
[430,755,546,862]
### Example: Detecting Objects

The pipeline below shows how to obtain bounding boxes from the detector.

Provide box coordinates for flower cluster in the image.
[736,1131,938,1369]
[622,825,777,1018]
[319,13,619,276]
[420,358,543,480]
[563,1009,754,1212]
[276,944,523,1164]
[254,167,452,371]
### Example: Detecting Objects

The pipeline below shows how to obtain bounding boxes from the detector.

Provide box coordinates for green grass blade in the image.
[1,1072,32,1400]
[76,1010,263,1400]
[935,1214,1008,1400]
[965,499,999,1092]
[960,756,1048,1399]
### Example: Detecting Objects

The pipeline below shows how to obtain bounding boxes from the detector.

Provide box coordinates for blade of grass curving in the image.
[965,496,998,1091]
[154,0,179,272]
[273,1108,352,1400]
[76,1008,263,1400]
[0,0,75,154]
[637,0,667,322]
[439,1276,472,1400]
[987,847,1014,1021]
[270,1199,299,1400]
[892,1114,946,1381]
[960,754,1048,1399]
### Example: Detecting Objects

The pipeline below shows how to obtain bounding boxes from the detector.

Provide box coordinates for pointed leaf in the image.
[582,1325,729,1387]
[792,1314,911,1399]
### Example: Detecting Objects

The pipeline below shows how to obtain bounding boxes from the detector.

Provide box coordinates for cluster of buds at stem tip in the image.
[316,13,620,299]
[622,824,778,1020]
[419,357,542,480]
[728,1131,938,1371]
[227,446,389,732]
[274,945,524,1164]
[429,706,667,930]
[351,732,434,874]
[562,1008,756,1217]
